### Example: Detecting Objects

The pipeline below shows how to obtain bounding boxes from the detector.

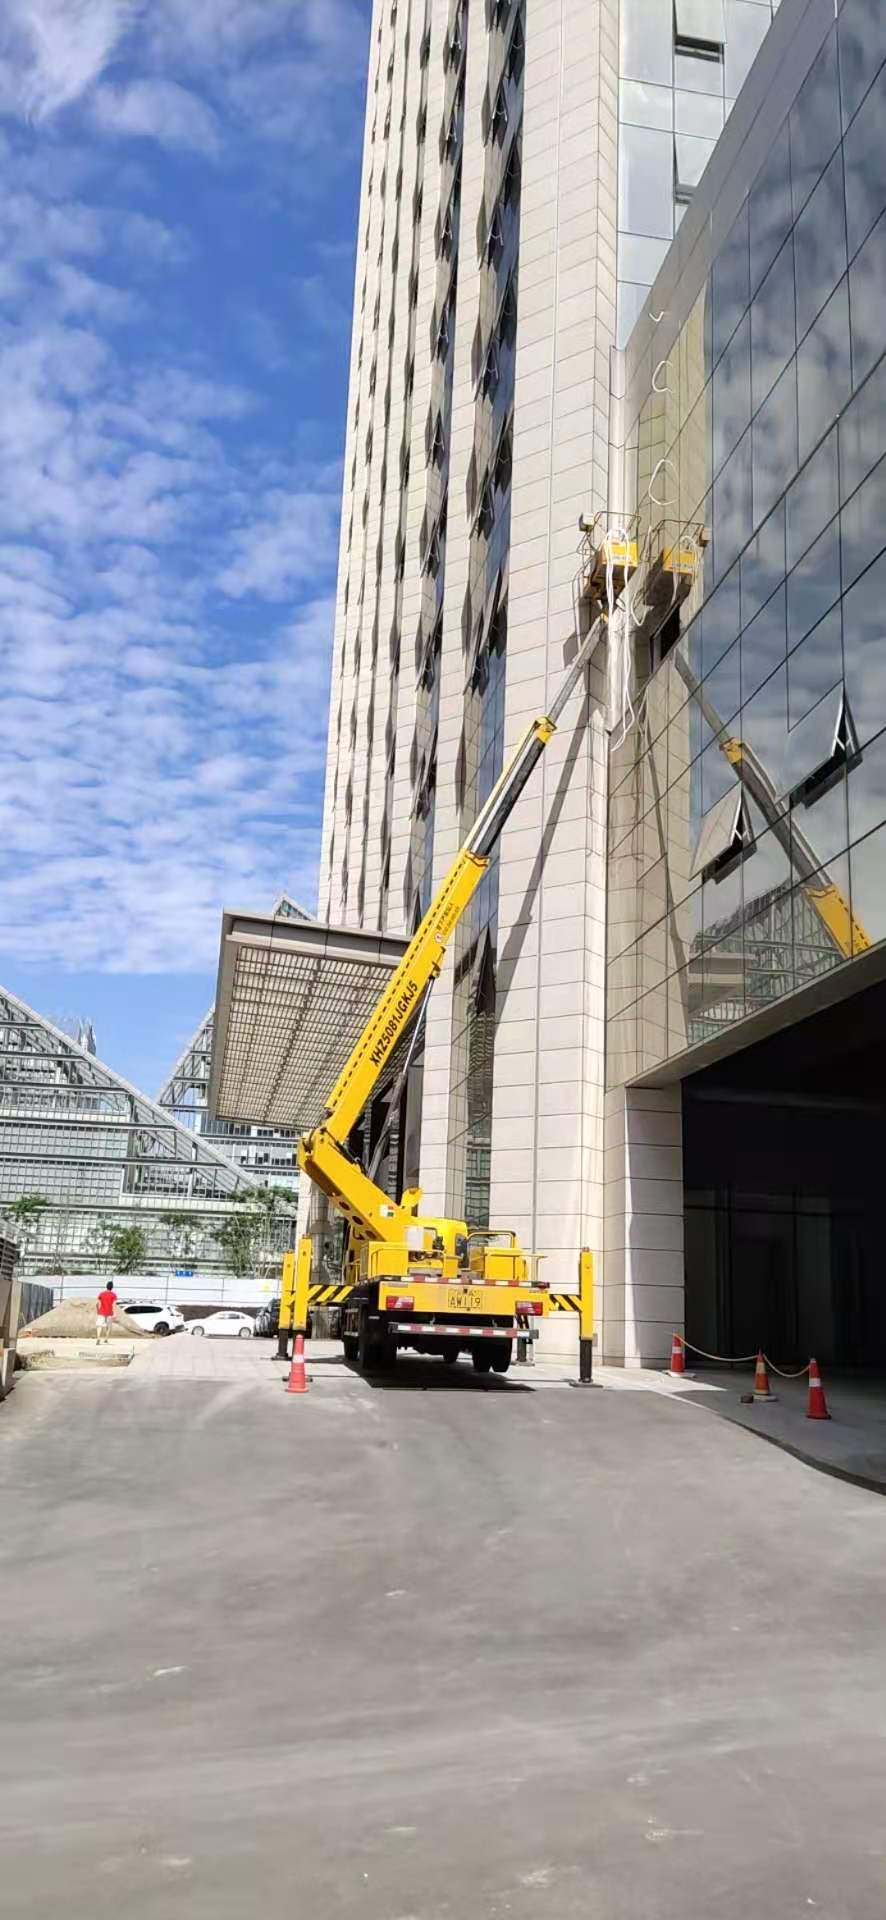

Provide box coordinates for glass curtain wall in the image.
[618,0,777,345]
[609,0,886,1082]
[446,0,524,1225]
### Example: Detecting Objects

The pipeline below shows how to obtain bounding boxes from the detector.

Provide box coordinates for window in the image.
[674,0,725,51]
[788,689,860,810]
[427,408,446,465]
[619,123,674,240]
[507,12,526,83]
[490,79,509,143]
[674,132,715,201]
[693,788,755,885]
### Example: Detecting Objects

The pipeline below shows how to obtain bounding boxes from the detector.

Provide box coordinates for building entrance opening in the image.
[683,976,886,1370]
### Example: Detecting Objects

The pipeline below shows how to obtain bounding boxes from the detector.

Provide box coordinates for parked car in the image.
[254,1297,280,1338]
[120,1301,185,1337]
[188,1310,255,1340]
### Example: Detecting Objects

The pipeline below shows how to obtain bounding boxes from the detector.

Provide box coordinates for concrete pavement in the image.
[3,1356,886,1917]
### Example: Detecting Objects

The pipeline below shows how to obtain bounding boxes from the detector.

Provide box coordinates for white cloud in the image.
[91,78,220,154]
[0,0,137,119]
[219,489,340,601]
[0,0,360,979]
[118,210,191,267]
[50,261,138,323]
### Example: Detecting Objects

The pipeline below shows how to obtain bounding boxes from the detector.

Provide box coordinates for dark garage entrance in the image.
[683,977,886,1370]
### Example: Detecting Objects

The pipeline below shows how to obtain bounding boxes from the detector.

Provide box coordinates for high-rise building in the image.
[320,0,781,1315]
[321,0,886,1370]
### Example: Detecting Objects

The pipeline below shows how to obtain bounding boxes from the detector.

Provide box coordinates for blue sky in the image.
[0,0,369,1094]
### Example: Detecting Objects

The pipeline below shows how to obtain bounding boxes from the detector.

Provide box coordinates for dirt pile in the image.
[20,1299,147,1340]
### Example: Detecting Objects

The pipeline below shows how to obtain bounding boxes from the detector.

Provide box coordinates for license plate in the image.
[447,1288,483,1311]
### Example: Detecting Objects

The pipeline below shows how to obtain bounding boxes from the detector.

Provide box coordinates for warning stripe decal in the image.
[307,1285,581,1310]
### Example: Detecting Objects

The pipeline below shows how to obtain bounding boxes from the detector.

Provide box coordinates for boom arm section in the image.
[672,649,870,958]
[299,614,606,1245]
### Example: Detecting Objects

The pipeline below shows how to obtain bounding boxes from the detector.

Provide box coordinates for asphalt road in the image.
[3,1358,886,1918]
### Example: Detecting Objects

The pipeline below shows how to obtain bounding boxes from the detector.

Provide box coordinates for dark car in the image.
[254,1297,280,1339]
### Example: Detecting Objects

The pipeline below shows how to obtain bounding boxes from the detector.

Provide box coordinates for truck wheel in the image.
[443,1345,460,1365]
[472,1349,492,1374]
[379,1336,397,1371]
[490,1340,512,1374]
[342,1333,359,1364]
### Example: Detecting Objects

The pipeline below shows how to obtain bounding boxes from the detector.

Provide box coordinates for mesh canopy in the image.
[209,913,411,1131]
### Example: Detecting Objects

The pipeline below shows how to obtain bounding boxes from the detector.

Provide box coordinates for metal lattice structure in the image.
[208,911,411,1131]
[689,884,847,1046]
[0,985,291,1277]
[155,895,313,1194]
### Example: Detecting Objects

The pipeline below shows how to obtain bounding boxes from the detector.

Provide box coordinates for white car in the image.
[120,1301,185,1337]
[188,1310,255,1340]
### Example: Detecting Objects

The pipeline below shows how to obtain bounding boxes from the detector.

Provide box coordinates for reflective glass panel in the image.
[837,0,882,130]
[750,236,796,412]
[749,120,792,295]
[741,500,785,627]
[742,663,789,797]
[848,724,886,845]
[619,124,675,239]
[724,0,772,99]
[701,562,741,671]
[675,49,726,93]
[787,605,843,727]
[842,546,886,745]
[850,822,886,945]
[839,357,886,505]
[742,583,787,704]
[789,28,841,218]
[713,312,750,474]
[705,634,742,726]
[712,202,750,365]
[848,208,886,389]
[675,132,716,194]
[840,452,886,592]
[674,88,724,136]
[620,79,673,128]
[714,430,752,578]
[796,276,851,464]
[786,516,840,648]
[752,360,798,526]
[842,57,886,259]
[792,147,847,341]
[621,0,674,85]
[786,429,838,570]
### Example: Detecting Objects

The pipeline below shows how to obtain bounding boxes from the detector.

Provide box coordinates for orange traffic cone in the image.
[753,1352,774,1401]
[285,1332,308,1395]
[806,1357,830,1420]
[669,1332,685,1375]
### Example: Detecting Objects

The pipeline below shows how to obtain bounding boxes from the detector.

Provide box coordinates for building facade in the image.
[603,0,886,1367]
[321,0,886,1365]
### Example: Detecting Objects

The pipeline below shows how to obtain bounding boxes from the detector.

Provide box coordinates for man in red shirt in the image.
[96,1284,117,1343]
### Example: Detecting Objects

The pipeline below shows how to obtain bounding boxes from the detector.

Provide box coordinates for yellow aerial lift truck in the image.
[296,614,607,1375]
